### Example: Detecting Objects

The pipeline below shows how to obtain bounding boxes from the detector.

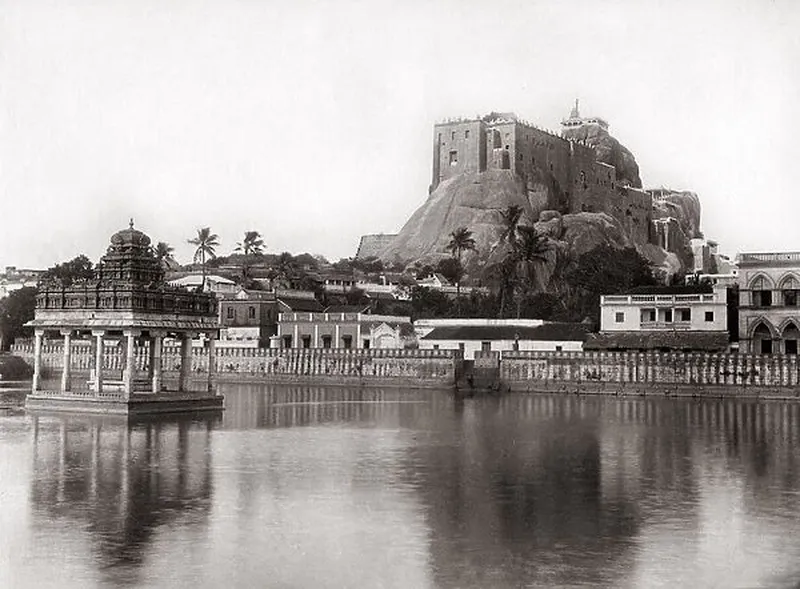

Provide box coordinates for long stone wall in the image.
[10,344,457,388]
[502,351,800,398]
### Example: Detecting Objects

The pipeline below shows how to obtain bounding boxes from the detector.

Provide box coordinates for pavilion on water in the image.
[25,222,223,415]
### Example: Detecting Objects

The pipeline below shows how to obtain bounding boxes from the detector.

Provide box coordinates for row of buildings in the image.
[209,250,800,358]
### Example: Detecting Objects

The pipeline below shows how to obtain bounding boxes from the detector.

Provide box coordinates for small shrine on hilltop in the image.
[25,221,223,415]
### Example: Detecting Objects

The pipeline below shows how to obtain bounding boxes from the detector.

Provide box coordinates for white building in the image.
[590,285,729,352]
[168,274,237,294]
[416,319,588,359]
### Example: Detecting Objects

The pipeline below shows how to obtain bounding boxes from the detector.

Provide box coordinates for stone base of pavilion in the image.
[25,389,224,416]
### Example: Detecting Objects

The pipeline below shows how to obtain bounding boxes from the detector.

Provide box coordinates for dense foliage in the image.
[39,255,94,286]
[0,287,37,350]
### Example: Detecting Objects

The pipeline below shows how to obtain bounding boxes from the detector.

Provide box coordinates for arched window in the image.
[784,323,800,355]
[750,275,773,307]
[753,322,773,354]
[780,274,800,306]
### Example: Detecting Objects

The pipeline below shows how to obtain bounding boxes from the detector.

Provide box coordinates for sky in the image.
[1,0,798,269]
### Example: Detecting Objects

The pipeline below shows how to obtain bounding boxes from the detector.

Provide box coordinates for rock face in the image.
[652,190,702,239]
[380,170,537,265]
[563,125,642,188]
[561,124,642,188]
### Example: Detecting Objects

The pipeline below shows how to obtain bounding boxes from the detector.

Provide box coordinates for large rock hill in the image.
[376,113,707,283]
[562,124,642,188]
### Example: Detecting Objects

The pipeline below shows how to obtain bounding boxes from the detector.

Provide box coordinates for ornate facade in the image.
[737,252,800,354]
[26,222,223,414]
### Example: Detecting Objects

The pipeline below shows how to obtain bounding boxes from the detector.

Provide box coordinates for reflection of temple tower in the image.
[29,412,218,585]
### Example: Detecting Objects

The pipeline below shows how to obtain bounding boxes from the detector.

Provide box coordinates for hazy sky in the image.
[1,0,798,269]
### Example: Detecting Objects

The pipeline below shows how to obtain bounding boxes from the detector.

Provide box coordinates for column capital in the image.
[180,331,197,340]
[34,329,45,338]
[91,329,106,337]
[123,329,142,338]
[149,329,167,338]
[60,328,73,337]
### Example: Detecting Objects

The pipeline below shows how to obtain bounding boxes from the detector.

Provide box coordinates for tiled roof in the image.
[324,305,371,314]
[278,297,325,312]
[421,323,591,342]
[585,331,729,351]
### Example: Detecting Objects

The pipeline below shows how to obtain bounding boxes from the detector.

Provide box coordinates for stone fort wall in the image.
[432,116,652,245]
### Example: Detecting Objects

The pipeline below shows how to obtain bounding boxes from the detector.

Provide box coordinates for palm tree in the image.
[499,205,523,250]
[154,241,175,269]
[234,230,265,285]
[513,225,550,318]
[446,227,477,315]
[187,227,220,291]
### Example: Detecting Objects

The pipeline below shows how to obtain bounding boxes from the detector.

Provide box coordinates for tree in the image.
[40,255,94,287]
[563,245,657,327]
[234,230,265,285]
[154,242,175,269]
[513,225,550,318]
[187,227,220,291]
[499,205,523,250]
[446,227,477,315]
[0,287,37,350]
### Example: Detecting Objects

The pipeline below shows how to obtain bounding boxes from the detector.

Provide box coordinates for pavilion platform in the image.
[24,221,224,416]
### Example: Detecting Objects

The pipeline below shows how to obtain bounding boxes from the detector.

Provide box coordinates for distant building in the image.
[737,252,800,354]
[418,320,590,360]
[0,266,42,298]
[168,274,237,294]
[218,288,324,347]
[275,312,412,349]
[588,285,729,352]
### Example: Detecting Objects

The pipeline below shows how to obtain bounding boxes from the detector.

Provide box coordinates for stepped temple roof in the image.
[29,222,219,333]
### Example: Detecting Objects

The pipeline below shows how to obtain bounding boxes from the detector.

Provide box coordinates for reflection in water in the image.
[27,412,219,588]
[3,388,800,588]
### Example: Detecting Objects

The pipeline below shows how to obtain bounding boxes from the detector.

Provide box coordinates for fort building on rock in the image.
[430,105,653,247]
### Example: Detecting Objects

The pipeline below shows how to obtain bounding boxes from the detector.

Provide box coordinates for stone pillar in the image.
[335,324,341,349]
[151,332,164,394]
[60,329,72,393]
[92,330,105,395]
[123,329,139,399]
[314,324,319,348]
[32,329,44,392]
[207,334,217,394]
[293,324,299,349]
[179,332,194,392]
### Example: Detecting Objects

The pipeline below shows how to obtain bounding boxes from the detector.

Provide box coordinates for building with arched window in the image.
[737,252,800,354]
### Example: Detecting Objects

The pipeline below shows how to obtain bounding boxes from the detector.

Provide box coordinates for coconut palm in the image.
[234,230,265,285]
[446,227,477,315]
[235,230,265,256]
[187,227,220,291]
[499,205,523,249]
[153,241,175,269]
[513,225,550,318]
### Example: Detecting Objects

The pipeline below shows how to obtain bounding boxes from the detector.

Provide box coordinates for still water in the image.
[2,384,800,588]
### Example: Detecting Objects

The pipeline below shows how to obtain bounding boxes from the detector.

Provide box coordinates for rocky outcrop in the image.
[562,125,642,188]
[380,170,545,264]
[652,190,702,239]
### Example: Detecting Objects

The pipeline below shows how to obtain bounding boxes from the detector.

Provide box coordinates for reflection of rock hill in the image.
[562,124,642,188]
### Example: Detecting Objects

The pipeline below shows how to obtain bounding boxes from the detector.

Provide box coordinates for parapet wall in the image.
[502,351,800,397]
[11,344,458,388]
